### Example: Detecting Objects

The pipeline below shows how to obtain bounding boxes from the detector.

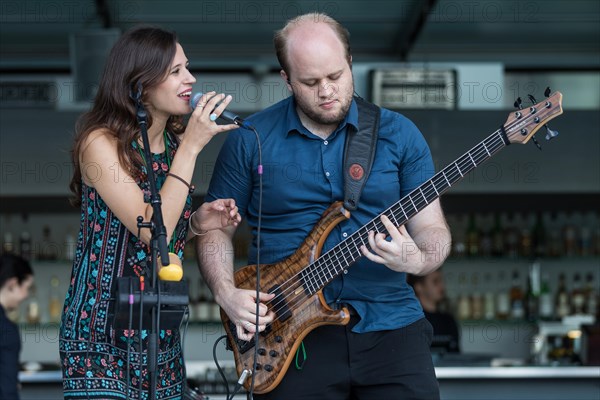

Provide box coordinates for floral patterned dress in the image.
[60,133,192,399]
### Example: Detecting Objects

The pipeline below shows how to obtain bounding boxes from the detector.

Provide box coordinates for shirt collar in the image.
[285,96,359,138]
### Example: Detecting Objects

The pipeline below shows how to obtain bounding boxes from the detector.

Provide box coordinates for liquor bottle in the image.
[532,212,547,259]
[19,231,32,261]
[579,225,592,257]
[519,214,533,259]
[456,273,472,320]
[2,232,15,254]
[584,272,598,316]
[504,213,520,259]
[525,262,540,321]
[39,225,58,261]
[470,273,483,320]
[509,270,525,320]
[539,272,554,320]
[26,284,40,324]
[571,273,586,315]
[465,214,479,258]
[491,213,505,258]
[562,217,578,257]
[495,271,510,320]
[547,212,563,258]
[19,214,32,261]
[48,276,62,323]
[483,271,496,320]
[593,214,600,256]
[479,214,493,258]
[195,278,211,322]
[64,232,76,262]
[555,273,570,319]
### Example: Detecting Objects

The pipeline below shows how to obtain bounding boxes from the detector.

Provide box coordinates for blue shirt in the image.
[206,96,435,332]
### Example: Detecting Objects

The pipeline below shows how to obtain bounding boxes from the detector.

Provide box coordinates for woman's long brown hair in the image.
[69,26,185,206]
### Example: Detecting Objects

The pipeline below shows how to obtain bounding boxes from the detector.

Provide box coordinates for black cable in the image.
[126,278,134,400]
[248,125,263,399]
[213,126,263,400]
[179,306,190,397]
[213,335,231,400]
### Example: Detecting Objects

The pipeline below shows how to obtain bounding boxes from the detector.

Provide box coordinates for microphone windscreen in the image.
[189,92,204,109]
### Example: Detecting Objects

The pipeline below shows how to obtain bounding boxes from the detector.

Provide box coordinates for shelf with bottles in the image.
[1,210,80,266]
[0,194,218,260]
[444,198,600,261]
[443,260,599,326]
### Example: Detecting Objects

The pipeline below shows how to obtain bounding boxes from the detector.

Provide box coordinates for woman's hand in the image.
[183,92,239,154]
[191,198,241,233]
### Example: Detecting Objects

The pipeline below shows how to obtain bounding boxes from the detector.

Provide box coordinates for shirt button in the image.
[342,232,348,238]
[325,171,330,177]
[324,140,329,145]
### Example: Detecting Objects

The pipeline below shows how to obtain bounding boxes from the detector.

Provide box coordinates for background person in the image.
[408,269,461,353]
[0,253,34,400]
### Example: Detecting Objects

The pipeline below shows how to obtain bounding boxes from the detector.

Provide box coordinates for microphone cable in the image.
[248,124,263,399]
[209,123,263,399]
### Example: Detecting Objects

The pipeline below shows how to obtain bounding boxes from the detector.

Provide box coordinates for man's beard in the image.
[294,85,354,126]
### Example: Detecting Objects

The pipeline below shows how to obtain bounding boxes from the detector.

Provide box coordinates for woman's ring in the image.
[209,113,218,122]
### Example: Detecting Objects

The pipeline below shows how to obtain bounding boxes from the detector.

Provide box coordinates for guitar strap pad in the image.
[343,97,380,211]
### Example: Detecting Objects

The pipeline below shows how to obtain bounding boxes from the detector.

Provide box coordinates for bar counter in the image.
[19,364,600,400]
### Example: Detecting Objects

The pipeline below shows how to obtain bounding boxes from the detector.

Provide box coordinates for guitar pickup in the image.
[268,284,292,322]
[227,321,256,354]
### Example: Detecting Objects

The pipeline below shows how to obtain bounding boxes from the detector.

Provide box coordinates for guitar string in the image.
[253,105,553,330]
[263,130,508,324]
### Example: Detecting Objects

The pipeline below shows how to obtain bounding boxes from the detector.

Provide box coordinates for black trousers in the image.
[252,317,439,400]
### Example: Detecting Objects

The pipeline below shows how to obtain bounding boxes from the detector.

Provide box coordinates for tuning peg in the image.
[514,97,523,109]
[545,125,559,140]
[544,87,551,98]
[528,94,537,104]
[531,135,542,150]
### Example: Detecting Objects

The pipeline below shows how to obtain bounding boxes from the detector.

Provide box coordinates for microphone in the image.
[189,92,252,129]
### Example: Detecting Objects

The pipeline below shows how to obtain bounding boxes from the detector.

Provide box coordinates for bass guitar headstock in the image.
[504,88,563,149]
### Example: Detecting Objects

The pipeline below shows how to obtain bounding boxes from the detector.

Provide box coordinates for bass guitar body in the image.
[221,202,352,394]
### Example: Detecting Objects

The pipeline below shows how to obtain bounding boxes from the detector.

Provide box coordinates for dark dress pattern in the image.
[60,133,192,399]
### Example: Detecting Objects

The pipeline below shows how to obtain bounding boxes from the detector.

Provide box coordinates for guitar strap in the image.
[342,96,380,211]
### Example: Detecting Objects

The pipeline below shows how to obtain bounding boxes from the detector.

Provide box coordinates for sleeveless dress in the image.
[60,133,192,399]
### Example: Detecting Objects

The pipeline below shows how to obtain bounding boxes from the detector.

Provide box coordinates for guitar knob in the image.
[269,350,279,357]
[264,364,274,372]
[275,335,283,343]
[257,348,266,356]
[255,363,262,370]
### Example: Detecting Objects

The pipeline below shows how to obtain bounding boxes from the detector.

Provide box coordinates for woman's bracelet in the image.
[166,172,195,194]
[188,210,208,236]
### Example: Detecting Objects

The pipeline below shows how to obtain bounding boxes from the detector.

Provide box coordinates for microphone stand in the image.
[132,87,170,400]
